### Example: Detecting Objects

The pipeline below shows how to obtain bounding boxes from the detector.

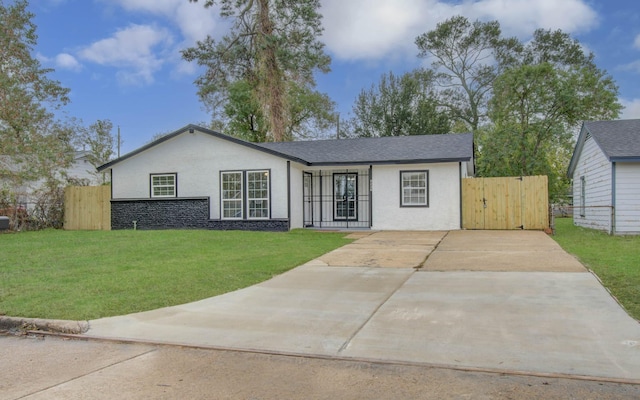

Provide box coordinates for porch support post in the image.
[319,170,323,228]
[345,168,349,229]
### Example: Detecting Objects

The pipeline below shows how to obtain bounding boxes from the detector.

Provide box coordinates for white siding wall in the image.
[289,163,304,229]
[110,131,291,219]
[67,157,102,185]
[614,162,640,234]
[371,162,462,230]
[572,136,612,232]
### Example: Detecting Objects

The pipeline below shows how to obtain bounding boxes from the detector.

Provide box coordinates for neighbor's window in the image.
[247,171,270,219]
[400,170,428,207]
[222,172,243,219]
[151,173,176,198]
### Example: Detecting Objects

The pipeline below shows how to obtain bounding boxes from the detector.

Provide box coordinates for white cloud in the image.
[464,0,598,37]
[78,24,173,85]
[634,34,640,49]
[108,0,221,44]
[620,60,640,73]
[54,53,82,71]
[98,0,223,80]
[36,52,82,72]
[320,0,433,60]
[621,98,640,119]
[43,0,68,5]
[110,0,178,15]
[320,0,599,62]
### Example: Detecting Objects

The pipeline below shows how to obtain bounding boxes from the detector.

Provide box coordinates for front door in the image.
[334,173,357,221]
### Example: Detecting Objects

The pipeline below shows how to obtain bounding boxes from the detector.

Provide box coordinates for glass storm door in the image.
[334,173,357,220]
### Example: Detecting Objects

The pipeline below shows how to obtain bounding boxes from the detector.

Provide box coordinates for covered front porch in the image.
[302,168,371,229]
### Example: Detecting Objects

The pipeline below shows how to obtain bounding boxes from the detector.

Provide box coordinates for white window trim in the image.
[400,170,429,207]
[150,173,176,198]
[221,171,244,220]
[220,170,271,220]
[247,170,270,220]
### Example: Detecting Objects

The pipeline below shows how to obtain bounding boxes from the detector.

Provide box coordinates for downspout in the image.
[287,161,291,230]
[459,162,463,229]
[109,169,114,231]
[369,165,373,228]
[109,169,114,199]
[611,162,616,235]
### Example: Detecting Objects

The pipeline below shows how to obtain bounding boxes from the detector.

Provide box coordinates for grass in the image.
[0,229,352,320]
[552,218,640,320]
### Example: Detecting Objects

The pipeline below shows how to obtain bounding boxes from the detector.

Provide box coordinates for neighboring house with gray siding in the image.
[98,125,474,231]
[568,119,640,234]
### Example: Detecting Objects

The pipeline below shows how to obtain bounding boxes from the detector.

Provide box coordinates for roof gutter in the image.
[306,157,472,167]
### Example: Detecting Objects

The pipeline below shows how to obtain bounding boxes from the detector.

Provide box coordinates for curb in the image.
[0,316,89,334]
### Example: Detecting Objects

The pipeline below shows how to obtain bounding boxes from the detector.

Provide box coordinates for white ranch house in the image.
[97,125,474,231]
[568,119,640,235]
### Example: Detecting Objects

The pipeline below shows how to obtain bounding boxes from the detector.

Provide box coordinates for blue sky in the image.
[30,0,640,154]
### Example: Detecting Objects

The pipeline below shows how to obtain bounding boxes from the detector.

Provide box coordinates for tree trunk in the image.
[257,0,287,141]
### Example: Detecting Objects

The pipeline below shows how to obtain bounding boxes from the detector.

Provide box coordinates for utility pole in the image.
[117,126,121,158]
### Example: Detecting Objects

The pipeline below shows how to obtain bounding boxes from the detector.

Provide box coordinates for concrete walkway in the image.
[85,231,640,382]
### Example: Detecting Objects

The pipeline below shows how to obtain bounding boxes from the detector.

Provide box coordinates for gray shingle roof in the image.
[98,124,473,171]
[257,133,473,165]
[583,119,640,160]
[567,119,640,177]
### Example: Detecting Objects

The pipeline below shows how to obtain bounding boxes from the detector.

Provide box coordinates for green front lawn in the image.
[0,229,352,320]
[552,218,640,320]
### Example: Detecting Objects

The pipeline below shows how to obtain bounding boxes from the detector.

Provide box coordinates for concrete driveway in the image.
[85,230,640,382]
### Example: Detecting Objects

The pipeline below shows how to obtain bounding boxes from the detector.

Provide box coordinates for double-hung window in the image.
[150,173,176,198]
[400,170,428,207]
[221,172,243,219]
[221,170,270,219]
[247,171,270,218]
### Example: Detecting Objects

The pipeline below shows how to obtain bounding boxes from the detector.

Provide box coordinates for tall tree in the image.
[478,62,621,199]
[415,15,519,133]
[75,119,116,183]
[0,0,74,187]
[183,0,333,142]
[416,16,622,199]
[347,69,450,138]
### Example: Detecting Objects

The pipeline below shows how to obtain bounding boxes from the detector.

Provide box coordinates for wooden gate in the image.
[462,176,549,230]
[64,186,111,230]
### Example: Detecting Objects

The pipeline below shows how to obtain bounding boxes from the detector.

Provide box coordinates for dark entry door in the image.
[334,173,357,220]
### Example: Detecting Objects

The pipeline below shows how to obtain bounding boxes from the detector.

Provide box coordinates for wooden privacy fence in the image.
[462,176,549,230]
[64,186,111,230]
